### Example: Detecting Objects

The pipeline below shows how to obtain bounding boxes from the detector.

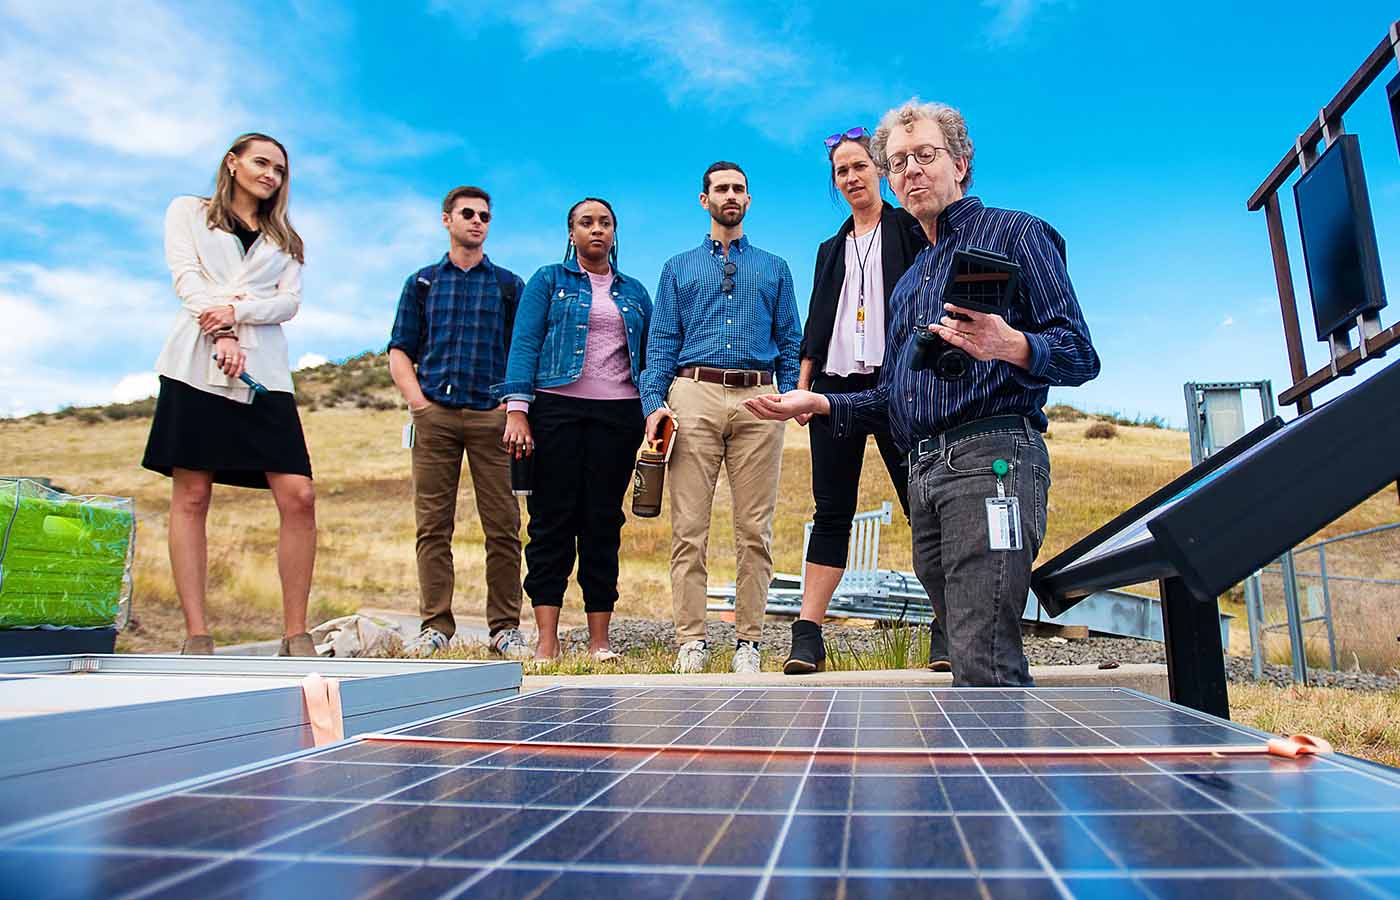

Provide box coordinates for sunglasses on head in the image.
[721,260,737,294]
[824,127,869,149]
[458,208,492,224]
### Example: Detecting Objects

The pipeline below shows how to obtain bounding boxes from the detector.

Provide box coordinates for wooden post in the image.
[1262,194,1313,414]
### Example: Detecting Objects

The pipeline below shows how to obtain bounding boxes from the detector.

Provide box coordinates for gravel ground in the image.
[561,617,1400,691]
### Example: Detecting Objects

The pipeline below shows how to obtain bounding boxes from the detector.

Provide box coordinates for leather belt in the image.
[908,415,1033,467]
[677,366,773,387]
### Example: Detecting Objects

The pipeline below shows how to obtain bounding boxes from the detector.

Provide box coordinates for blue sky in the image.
[2,1,1398,425]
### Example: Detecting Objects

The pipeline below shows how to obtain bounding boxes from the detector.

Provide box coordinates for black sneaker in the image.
[784,620,826,674]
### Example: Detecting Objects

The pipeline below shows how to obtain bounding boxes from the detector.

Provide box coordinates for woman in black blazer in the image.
[786,129,949,674]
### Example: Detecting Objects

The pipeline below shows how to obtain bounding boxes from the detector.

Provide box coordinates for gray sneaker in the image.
[490,627,532,660]
[675,639,709,673]
[403,627,450,659]
[732,641,761,675]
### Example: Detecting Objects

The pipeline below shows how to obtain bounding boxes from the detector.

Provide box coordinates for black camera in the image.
[908,248,1021,380]
[911,323,973,379]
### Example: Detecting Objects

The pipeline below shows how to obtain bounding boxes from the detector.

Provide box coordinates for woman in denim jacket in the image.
[496,198,653,661]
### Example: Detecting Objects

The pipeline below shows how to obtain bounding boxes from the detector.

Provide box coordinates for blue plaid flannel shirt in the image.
[387,253,524,410]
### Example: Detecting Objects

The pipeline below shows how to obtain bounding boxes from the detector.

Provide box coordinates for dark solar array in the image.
[3,687,1399,899]
[395,687,1262,751]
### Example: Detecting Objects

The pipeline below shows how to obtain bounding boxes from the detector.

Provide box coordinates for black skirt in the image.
[142,376,313,490]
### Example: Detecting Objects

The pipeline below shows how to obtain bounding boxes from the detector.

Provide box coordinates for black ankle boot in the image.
[784,620,826,674]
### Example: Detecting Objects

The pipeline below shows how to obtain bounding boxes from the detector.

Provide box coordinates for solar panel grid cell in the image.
[3,687,1399,899]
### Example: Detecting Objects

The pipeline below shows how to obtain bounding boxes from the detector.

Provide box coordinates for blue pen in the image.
[211,352,270,397]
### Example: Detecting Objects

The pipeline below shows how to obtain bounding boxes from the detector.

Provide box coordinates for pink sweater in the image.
[509,269,639,412]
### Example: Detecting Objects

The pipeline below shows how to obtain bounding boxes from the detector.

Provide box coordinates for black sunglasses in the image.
[721,261,737,293]
[458,208,492,223]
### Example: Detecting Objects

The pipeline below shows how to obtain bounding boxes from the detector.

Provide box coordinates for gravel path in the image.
[561,617,1400,691]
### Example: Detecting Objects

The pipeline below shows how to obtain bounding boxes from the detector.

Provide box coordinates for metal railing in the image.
[1255,520,1400,677]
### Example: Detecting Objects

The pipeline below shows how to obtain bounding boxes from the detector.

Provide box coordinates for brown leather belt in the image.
[677,366,774,387]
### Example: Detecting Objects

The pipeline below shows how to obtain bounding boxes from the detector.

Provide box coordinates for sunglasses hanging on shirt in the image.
[721,260,737,294]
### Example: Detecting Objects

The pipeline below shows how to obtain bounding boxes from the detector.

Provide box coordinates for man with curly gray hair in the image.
[748,97,1100,687]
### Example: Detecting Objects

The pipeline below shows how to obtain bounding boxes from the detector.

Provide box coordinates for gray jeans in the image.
[909,421,1050,686]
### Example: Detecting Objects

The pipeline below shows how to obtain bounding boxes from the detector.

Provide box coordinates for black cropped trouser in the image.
[807,371,910,568]
[523,391,645,613]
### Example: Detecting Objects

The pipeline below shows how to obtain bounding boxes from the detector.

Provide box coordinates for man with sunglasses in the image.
[747,100,1099,687]
[640,161,802,674]
[388,185,530,660]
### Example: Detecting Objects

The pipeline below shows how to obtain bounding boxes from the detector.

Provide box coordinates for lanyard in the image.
[850,226,877,312]
[850,227,876,363]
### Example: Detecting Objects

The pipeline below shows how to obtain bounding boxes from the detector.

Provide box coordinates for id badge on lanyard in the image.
[854,297,867,365]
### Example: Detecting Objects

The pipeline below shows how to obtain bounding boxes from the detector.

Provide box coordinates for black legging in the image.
[523,391,644,612]
[807,371,909,568]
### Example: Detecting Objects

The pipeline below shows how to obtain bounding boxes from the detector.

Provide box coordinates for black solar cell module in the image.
[3,687,1398,899]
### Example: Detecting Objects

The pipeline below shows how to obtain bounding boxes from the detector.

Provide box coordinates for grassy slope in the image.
[4,371,1399,763]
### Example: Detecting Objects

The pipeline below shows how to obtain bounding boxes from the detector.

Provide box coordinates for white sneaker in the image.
[490,627,532,660]
[732,641,761,674]
[675,639,709,673]
[403,627,450,659]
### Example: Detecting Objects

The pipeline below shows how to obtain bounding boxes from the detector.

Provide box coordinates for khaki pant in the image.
[666,378,785,644]
[411,402,522,638]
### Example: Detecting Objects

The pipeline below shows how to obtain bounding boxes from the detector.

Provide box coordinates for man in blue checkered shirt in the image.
[387,185,530,661]
[639,161,802,675]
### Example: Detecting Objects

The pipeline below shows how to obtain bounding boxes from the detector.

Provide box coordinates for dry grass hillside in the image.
[4,359,1398,665]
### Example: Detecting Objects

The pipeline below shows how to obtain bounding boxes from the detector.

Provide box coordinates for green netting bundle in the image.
[0,478,135,628]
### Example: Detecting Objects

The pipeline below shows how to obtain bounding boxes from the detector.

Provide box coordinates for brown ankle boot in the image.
[181,635,214,655]
[278,632,318,657]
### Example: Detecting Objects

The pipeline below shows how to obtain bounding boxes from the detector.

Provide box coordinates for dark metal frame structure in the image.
[1247,20,1400,412]
[1034,355,1400,718]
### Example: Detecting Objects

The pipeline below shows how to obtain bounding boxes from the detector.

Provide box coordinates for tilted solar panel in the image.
[2,686,1398,898]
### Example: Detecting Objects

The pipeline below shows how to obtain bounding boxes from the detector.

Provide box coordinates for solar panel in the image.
[385,687,1261,753]
[3,686,1399,899]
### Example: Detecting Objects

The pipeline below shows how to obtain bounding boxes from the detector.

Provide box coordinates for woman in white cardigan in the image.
[142,132,317,656]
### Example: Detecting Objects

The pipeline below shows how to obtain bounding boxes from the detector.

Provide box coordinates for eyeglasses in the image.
[458,208,492,223]
[721,261,737,294]
[824,127,868,149]
[885,145,951,175]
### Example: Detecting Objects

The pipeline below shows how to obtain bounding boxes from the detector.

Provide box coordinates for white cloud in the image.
[0,0,247,216]
[1221,316,1235,327]
[0,1,471,413]
[981,0,1066,45]
[111,372,160,403]
[440,2,893,145]
[294,353,328,371]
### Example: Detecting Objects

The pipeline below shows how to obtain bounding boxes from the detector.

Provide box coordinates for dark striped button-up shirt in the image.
[639,235,802,415]
[827,196,1099,451]
[387,253,524,410]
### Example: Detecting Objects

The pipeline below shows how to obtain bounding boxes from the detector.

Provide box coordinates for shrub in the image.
[1084,422,1117,440]
[103,397,157,420]
[1046,403,1085,422]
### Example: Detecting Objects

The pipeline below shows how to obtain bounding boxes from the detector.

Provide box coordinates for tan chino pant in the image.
[666,378,785,645]
[410,402,522,638]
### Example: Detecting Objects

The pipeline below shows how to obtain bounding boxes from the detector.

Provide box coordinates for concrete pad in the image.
[523,663,1168,699]
[214,638,279,656]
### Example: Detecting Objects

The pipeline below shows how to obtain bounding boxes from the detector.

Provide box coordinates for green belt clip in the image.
[992,458,1009,498]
